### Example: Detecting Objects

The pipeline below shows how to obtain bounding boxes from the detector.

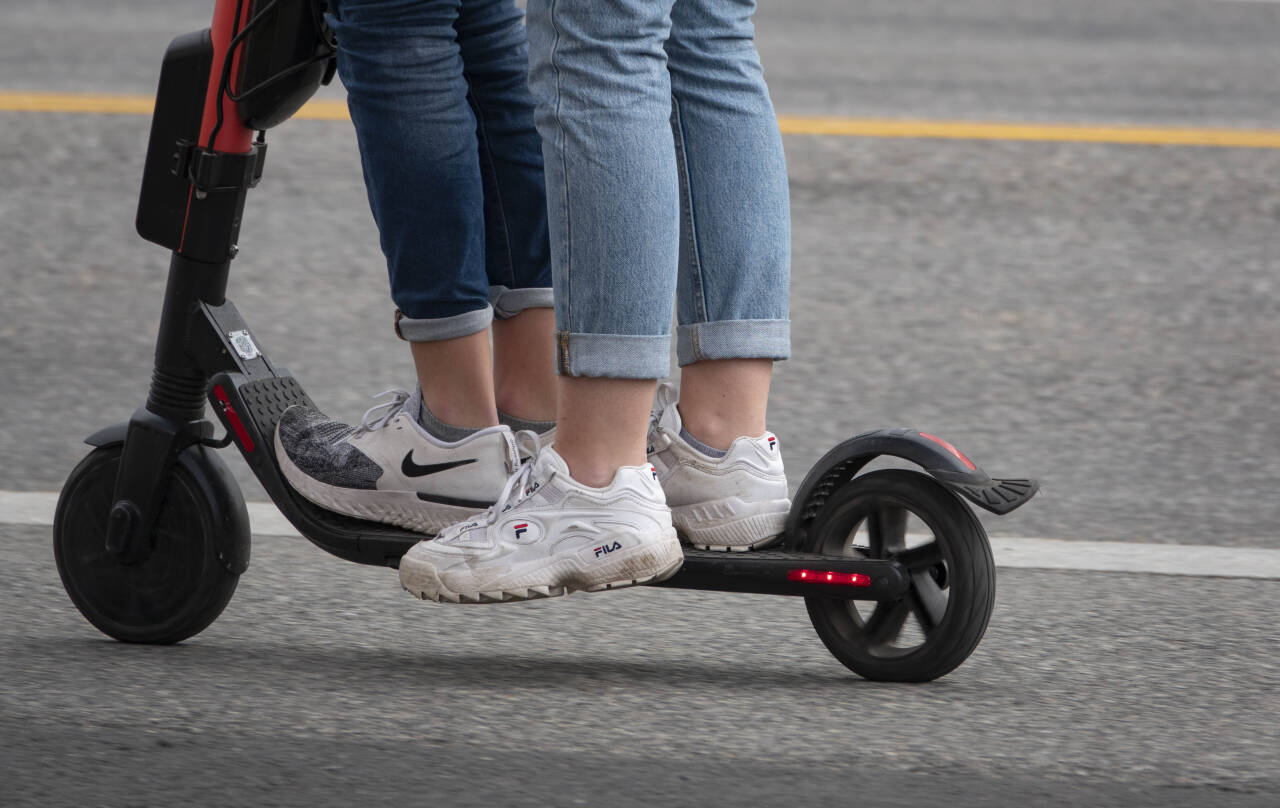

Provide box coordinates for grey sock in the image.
[499,409,556,436]
[413,389,481,443]
[680,426,728,458]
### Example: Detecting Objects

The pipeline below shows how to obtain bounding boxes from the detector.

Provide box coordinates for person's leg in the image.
[398,0,686,601]
[667,0,791,429]
[454,0,558,425]
[554,376,654,487]
[492,310,557,422]
[274,0,523,533]
[333,0,498,430]
[677,358,772,449]
[523,0,682,480]
[644,0,791,550]
[408,333,497,429]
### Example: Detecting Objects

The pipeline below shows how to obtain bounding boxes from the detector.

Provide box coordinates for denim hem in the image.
[556,331,671,379]
[489,285,554,319]
[395,305,493,343]
[676,319,791,366]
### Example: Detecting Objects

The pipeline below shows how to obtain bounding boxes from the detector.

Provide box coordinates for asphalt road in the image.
[3,525,1278,806]
[2,0,1279,805]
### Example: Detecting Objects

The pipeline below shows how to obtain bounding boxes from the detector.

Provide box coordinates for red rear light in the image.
[787,569,871,587]
[918,432,977,471]
[213,385,255,453]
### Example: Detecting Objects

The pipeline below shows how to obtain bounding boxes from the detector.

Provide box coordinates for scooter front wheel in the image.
[801,469,995,682]
[53,443,247,644]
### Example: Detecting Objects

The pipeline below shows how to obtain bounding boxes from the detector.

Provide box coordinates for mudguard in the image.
[783,428,1037,550]
[83,420,251,575]
[85,421,130,448]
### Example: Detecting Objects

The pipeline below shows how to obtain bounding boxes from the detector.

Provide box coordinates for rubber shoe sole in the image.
[399,530,684,604]
[671,497,790,552]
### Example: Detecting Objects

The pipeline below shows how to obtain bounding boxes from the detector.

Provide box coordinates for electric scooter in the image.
[52,0,1038,683]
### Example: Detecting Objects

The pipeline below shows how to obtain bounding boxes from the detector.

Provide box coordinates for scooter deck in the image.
[208,370,909,601]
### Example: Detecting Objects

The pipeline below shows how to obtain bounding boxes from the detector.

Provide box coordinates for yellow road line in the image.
[0,91,157,115]
[6,90,1280,150]
[776,116,1280,149]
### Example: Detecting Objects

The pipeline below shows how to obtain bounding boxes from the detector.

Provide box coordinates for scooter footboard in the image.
[208,371,422,566]
[206,371,915,599]
[655,551,908,601]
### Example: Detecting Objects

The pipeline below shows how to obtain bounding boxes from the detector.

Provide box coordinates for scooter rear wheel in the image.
[802,469,995,682]
[53,444,244,644]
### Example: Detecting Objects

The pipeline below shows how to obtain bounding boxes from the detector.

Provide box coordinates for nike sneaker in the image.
[646,383,790,551]
[275,389,518,534]
[399,440,684,603]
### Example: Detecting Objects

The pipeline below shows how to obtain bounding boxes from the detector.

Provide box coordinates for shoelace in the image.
[350,388,412,438]
[648,381,678,437]
[445,430,546,539]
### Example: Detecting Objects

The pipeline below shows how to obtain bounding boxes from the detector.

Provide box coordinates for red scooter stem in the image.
[177,0,258,257]
[199,0,256,155]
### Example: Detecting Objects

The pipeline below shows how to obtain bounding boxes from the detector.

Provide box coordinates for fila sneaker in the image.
[399,439,684,603]
[646,383,790,551]
[275,389,519,534]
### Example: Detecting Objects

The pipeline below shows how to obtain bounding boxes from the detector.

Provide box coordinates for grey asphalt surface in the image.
[4,525,1279,806]
[2,0,1280,805]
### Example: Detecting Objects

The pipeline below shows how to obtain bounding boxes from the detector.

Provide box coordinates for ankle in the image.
[494,387,557,424]
[498,409,556,436]
[676,358,771,450]
[554,442,644,489]
[410,331,500,428]
[678,425,728,458]
[677,405,763,451]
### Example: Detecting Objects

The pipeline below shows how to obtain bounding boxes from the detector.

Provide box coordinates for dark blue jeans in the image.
[329,0,553,341]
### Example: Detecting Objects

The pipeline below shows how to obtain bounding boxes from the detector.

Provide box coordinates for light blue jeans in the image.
[524,0,791,378]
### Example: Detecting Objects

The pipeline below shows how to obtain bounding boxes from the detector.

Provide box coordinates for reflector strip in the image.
[918,432,978,471]
[787,569,872,587]
[213,385,255,453]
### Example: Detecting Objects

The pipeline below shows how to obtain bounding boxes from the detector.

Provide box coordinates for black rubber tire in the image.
[53,444,241,644]
[802,469,995,682]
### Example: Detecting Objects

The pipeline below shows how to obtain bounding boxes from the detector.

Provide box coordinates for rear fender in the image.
[783,429,1037,550]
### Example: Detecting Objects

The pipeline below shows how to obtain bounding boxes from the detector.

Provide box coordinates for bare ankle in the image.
[677,358,772,449]
[553,446,622,489]
[494,387,557,423]
[493,309,557,422]
[554,376,654,487]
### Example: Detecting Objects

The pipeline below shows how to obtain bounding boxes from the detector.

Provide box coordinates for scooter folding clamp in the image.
[173,140,268,196]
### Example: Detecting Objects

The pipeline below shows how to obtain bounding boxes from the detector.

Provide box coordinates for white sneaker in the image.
[275,389,519,534]
[646,383,790,551]
[399,441,684,603]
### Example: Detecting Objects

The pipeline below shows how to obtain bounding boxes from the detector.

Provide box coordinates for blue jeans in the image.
[525,0,791,378]
[328,0,553,342]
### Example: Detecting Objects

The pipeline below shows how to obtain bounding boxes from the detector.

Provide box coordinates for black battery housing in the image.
[234,0,337,130]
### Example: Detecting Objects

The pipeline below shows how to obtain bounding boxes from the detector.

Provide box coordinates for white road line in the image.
[3,490,1278,580]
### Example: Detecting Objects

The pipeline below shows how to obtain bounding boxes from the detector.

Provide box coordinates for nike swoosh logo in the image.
[416,492,492,509]
[401,452,478,478]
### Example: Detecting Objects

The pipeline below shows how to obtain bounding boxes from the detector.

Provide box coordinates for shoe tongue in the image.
[658,398,683,434]
[404,386,425,424]
[501,428,521,472]
[538,445,572,477]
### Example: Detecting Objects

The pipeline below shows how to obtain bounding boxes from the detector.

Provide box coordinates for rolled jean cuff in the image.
[489,285,554,319]
[395,305,493,343]
[677,319,792,366]
[556,331,671,379]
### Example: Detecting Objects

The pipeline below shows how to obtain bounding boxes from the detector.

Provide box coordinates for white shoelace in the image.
[443,430,546,539]
[351,388,412,438]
